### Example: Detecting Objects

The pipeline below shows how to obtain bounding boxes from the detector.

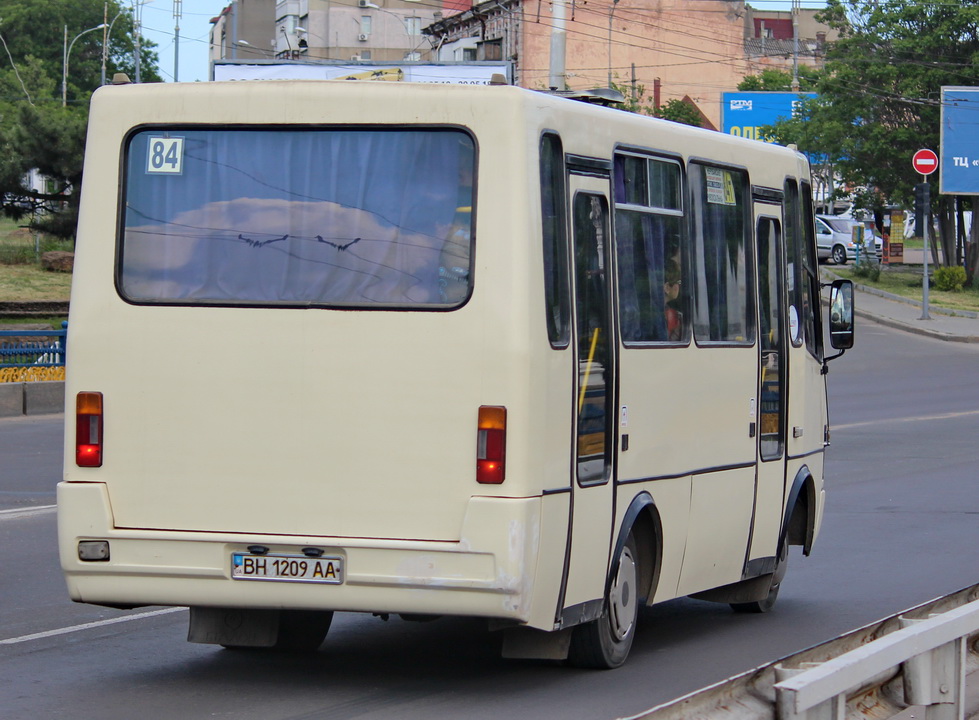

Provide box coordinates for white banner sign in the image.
[212,62,509,85]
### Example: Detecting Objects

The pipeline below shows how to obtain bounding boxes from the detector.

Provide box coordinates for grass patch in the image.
[0,316,67,329]
[0,216,72,302]
[831,265,979,313]
[0,264,72,301]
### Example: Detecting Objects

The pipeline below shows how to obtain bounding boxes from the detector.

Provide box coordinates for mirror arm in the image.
[821,349,846,374]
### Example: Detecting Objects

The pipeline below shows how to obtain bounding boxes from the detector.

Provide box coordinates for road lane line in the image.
[0,607,186,645]
[833,409,979,431]
[0,504,56,519]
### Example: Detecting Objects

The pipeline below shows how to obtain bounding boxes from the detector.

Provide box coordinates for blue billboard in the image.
[940,87,979,195]
[721,92,816,143]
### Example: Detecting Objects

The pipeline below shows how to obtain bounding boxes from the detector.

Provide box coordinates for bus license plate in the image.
[231,553,343,584]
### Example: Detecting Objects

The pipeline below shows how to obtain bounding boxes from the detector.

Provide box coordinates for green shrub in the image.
[852,259,881,282]
[0,245,36,265]
[933,266,967,292]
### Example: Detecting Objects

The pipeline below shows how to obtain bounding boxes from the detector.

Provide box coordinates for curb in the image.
[822,268,979,343]
[853,307,979,344]
[0,381,65,417]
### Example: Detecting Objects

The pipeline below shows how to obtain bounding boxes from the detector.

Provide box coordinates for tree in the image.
[763,0,979,271]
[738,67,820,92]
[654,98,706,128]
[0,0,160,238]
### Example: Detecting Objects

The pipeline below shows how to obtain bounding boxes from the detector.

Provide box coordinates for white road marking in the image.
[1,607,186,645]
[0,504,56,519]
[832,408,979,431]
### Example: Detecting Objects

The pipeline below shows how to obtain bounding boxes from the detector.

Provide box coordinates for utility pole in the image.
[133,0,142,82]
[173,0,182,82]
[548,0,566,90]
[791,0,800,91]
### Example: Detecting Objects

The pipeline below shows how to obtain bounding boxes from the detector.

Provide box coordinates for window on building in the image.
[477,39,502,61]
[360,15,372,35]
[405,17,421,36]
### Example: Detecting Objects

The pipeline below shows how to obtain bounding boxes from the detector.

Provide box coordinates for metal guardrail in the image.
[629,583,979,720]
[776,600,979,720]
[0,326,67,368]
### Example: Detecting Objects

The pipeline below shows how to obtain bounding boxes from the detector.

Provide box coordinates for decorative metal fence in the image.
[0,325,67,383]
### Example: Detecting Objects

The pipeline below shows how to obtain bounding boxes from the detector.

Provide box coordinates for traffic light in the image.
[913,182,930,237]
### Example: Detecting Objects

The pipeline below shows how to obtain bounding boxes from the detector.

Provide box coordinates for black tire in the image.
[731,534,788,614]
[832,244,848,265]
[568,534,639,669]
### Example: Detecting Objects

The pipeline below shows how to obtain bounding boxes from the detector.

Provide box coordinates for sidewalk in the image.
[824,269,979,343]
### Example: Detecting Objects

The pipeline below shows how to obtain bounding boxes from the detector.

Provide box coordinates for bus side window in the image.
[784,179,822,357]
[541,133,571,348]
[613,153,688,344]
[689,163,754,345]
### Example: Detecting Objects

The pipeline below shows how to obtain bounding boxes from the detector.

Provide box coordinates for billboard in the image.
[940,87,979,195]
[212,60,511,85]
[721,92,816,143]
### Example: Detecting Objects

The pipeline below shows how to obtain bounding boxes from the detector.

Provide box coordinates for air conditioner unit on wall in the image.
[358,0,370,7]
[358,33,369,41]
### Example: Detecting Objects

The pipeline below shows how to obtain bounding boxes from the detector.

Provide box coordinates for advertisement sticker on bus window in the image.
[705,166,736,205]
[146,136,184,175]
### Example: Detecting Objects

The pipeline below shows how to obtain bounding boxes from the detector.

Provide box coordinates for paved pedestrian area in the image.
[823,269,979,343]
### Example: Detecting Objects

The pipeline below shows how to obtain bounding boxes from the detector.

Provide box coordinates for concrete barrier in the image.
[0,382,65,417]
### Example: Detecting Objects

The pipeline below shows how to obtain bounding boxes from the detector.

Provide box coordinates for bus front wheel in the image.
[568,534,639,669]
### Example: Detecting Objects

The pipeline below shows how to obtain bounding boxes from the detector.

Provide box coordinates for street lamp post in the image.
[64,22,107,107]
[101,8,128,86]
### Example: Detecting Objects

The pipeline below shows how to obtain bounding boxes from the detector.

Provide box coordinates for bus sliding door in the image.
[561,175,617,624]
[750,213,788,567]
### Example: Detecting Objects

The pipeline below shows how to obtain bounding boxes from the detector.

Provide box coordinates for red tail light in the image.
[476,406,506,484]
[76,392,103,467]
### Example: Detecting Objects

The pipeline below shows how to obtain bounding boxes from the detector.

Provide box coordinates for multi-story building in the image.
[744,5,838,76]
[212,0,441,65]
[423,0,834,129]
[210,0,834,129]
[209,0,277,64]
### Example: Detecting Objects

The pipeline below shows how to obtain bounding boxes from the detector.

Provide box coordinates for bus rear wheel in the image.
[568,534,639,669]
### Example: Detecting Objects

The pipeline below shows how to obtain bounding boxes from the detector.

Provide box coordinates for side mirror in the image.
[829,279,854,349]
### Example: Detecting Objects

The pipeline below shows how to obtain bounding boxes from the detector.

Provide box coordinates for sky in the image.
[138,0,828,84]
[139,1,225,82]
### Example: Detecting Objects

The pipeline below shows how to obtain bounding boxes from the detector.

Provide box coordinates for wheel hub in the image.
[609,546,637,641]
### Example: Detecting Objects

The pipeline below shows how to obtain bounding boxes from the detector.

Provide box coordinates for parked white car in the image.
[815,214,882,264]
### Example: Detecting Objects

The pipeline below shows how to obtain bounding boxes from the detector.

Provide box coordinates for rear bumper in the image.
[58,482,546,627]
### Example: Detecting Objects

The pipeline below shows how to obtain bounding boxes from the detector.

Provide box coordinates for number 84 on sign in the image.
[147,136,184,174]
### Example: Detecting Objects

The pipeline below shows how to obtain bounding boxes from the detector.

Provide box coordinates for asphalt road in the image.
[2,319,978,720]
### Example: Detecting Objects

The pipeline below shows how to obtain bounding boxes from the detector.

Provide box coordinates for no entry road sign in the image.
[913,148,939,175]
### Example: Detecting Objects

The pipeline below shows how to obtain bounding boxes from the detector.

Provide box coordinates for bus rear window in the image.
[119,128,475,308]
